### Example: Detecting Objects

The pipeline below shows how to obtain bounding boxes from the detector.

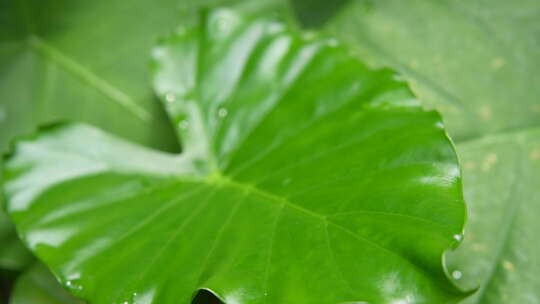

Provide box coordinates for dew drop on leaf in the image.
[218,107,228,118]
[65,279,83,291]
[452,270,462,280]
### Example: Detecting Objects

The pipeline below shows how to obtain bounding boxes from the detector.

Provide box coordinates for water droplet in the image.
[452,270,462,280]
[165,93,176,103]
[453,234,463,242]
[282,178,291,185]
[178,120,189,130]
[218,107,228,118]
[66,280,83,291]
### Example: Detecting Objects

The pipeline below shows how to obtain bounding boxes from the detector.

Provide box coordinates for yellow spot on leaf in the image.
[479,105,493,121]
[463,161,476,170]
[530,148,540,160]
[502,260,515,271]
[491,57,506,69]
[472,243,487,252]
[482,153,498,171]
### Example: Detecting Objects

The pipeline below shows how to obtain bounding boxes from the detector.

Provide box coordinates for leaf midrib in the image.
[13,0,151,121]
[25,36,150,121]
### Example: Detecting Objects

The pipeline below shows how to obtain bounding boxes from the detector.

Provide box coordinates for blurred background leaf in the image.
[288,0,540,302]
[0,210,33,271]
[290,0,350,28]
[10,263,83,304]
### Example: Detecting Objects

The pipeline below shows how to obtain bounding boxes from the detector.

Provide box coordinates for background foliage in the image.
[317,1,540,303]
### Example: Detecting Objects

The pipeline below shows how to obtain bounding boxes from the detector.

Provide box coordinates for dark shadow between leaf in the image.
[291,0,351,27]
[192,289,224,304]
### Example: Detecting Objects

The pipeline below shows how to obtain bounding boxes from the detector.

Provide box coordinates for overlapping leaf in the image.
[10,264,83,304]
[4,9,468,304]
[0,210,33,270]
[319,0,540,302]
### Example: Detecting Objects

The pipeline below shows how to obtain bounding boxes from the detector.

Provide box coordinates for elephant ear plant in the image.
[3,9,470,304]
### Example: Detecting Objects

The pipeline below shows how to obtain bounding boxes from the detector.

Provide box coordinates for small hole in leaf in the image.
[192,289,224,304]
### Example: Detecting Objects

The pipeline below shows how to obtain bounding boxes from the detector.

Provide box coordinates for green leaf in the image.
[0,0,287,151]
[446,130,540,303]
[0,209,33,270]
[323,1,540,302]
[0,0,180,153]
[4,9,468,303]
[10,263,83,304]
[0,0,288,272]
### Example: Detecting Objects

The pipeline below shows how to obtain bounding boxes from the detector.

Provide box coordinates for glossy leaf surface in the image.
[10,264,83,304]
[0,0,287,272]
[4,9,467,304]
[321,1,540,302]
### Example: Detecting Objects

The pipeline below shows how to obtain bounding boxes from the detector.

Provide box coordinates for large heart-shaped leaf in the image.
[4,9,468,303]
[318,0,540,302]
